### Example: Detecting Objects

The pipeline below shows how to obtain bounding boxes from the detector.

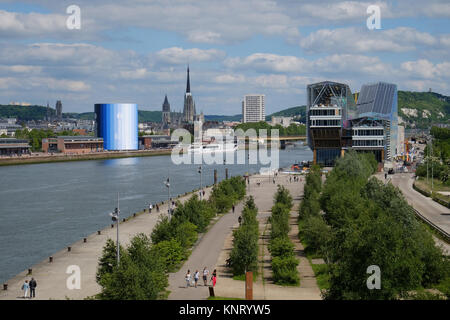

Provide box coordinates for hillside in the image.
[397,91,450,128]
[2,91,449,128]
[266,105,306,121]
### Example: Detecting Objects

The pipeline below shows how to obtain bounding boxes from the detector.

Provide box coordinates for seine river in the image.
[0,145,312,283]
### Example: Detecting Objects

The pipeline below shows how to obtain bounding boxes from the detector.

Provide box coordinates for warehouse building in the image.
[42,136,103,154]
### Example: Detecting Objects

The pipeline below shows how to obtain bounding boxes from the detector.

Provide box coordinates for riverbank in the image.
[0,149,173,166]
[0,182,216,300]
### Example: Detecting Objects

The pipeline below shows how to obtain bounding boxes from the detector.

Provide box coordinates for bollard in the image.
[97,230,101,235]
[83,238,87,243]
[68,247,71,252]
[49,256,53,263]
[209,286,215,297]
[28,268,32,275]
[3,283,7,291]
[225,168,229,180]
[111,224,114,228]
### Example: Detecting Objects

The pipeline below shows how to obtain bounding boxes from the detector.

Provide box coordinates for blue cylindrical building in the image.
[94,103,138,151]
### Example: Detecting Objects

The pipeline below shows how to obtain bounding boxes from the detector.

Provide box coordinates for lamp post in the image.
[198,166,202,199]
[109,192,120,266]
[165,177,171,217]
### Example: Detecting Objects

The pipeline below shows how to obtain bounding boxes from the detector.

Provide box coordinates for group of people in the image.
[21,278,37,299]
[185,267,217,288]
[148,203,160,214]
[289,175,301,183]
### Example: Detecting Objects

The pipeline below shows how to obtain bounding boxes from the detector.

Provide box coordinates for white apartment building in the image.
[242,94,265,123]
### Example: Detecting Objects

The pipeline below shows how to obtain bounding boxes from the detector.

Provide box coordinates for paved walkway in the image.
[208,175,321,300]
[0,186,214,300]
[167,175,284,299]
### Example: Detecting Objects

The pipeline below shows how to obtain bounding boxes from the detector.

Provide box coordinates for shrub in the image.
[150,239,184,272]
[272,256,299,285]
[298,215,332,258]
[269,236,294,258]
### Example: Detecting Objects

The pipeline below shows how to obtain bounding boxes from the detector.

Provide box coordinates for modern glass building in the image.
[94,103,138,151]
[306,81,398,165]
[306,81,355,166]
[355,82,398,160]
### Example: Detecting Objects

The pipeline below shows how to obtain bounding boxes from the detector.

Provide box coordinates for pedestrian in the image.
[185,270,191,288]
[29,278,37,298]
[210,269,217,287]
[202,267,209,286]
[194,270,199,288]
[273,178,275,184]
[290,176,292,183]
[149,203,153,213]
[238,216,242,225]
[21,280,29,299]
[202,190,205,197]
[232,205,235,213]
[156,204,160,213]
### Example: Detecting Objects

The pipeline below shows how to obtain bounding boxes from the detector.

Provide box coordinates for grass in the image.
[416,177,450,194]
[310,263,331,291]
[232,272,258,282]
[207,296,244,300]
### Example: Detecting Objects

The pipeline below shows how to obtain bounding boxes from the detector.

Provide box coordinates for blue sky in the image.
[0,0,449,115]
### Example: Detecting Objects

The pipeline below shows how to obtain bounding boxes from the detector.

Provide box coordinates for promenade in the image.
[167,173,321,300]
[1,171,320,300]
[0,185,213,300]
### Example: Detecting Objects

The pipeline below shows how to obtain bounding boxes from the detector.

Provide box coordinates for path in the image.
[0,186,213,300]
[187,174,321,300]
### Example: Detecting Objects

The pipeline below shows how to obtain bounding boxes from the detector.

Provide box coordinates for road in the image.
[379,172,450,254]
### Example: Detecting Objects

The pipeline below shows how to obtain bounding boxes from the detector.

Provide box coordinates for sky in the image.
[0,0,449,115]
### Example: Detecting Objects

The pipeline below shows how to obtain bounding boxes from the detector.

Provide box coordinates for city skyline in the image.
[0,1,449,115]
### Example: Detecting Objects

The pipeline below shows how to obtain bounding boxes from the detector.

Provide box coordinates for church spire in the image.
[186,65,190,93]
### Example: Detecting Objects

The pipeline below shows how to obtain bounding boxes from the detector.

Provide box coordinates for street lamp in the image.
[165,177,171,217]
[198,166,202,199]
[109,193,120,266]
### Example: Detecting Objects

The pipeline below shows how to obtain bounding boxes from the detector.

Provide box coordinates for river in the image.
[0,145,312,283]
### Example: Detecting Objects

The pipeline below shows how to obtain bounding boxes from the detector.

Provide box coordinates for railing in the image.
[412,208,450,243]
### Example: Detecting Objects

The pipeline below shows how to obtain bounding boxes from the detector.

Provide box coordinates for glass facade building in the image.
[94,103,138,151]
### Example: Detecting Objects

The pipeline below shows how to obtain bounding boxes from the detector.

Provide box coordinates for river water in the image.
[0,145,312,283]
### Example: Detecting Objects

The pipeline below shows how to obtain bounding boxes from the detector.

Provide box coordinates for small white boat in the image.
[187,141,238,154]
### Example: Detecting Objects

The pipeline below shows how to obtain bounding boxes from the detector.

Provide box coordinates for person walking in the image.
[202,267,209,286]
[232,205,235,213]
[194,270,199,288]
[185,270,191,288]
[210,269,217,287]
[156,204,160,213]
[149,203,153,214]
[21,280,29,299]
[202,190,205,197]
[29,278,37,299]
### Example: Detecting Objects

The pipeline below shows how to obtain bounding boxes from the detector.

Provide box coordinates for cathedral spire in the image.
[186,65,190,93]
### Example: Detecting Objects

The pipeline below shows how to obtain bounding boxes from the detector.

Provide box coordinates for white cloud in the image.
[300,27,438,53]
[155,47,226,64]
[224,53,308,73]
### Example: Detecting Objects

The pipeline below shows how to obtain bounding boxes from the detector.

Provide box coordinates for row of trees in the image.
[269,186,299,285]
[298,150,450,299]
[10,128,80,152]
[96,176,246,300]
[416,126,450,185]
[229,196,259,276]
[234,121,306,137]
